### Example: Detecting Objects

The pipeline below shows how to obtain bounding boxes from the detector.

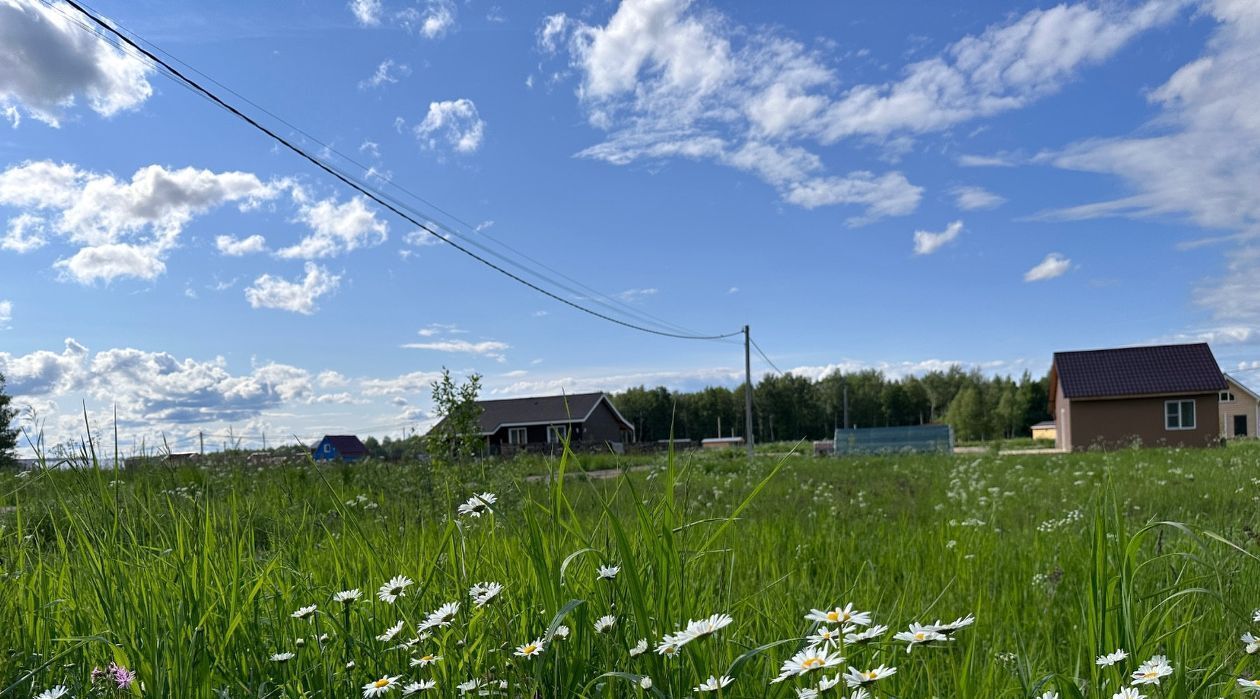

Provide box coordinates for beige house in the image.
[1030,421,1056,441]
[1219,374,1260,439]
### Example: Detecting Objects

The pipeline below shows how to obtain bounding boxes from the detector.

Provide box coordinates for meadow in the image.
[2,443,1259,698]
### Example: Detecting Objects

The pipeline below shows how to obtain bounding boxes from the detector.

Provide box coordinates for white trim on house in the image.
[546,424,569,443]
[1224,374,1260,401]
[1164,399,1197,430]
[507,427,527,445]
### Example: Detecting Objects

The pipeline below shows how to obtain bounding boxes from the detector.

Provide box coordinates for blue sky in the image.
[1,0,1259,454]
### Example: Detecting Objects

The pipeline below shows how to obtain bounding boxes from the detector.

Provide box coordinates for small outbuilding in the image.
[312,435,367,462]
[1049,342,1226,451]
[1219,374,1260,439]
[1030,421,1057,441]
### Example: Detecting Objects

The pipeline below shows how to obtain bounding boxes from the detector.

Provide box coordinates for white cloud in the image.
[402,339,509,361]
[0,337,88,396]
[957,153,1018,167]
[244,262,341,314]
[0,160,282,283]
[277,193,388,259]
[398,0,456,39]
[413,99,485,154]
[316,370,349,387]
[0,299,10,329]
[359,59,410,89]
[0,0,154,126]
[542,0,1183,223]
[615,287,657,303]
[1024,253,1071,281]
[361,369,445,396]
[1038,2,1260,234]
[951,186,1005,211]
[912,220,963,255]
[1195,245,1260,328]
[348,0,382,26]
[215,234,267,256]
[416,322,463,337]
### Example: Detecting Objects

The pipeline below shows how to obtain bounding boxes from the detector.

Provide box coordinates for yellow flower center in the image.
[422,655,434,662]
[915,632,927,640]
[826,612,839,621]
[866,672,878,680]
[523,644,537,654]
[374,679,390,688]
[803,658,823,669]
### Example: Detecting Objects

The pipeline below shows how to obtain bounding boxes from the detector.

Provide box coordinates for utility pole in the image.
[744,325,754,463]
[843,384,850,430]
[199,431,204,456]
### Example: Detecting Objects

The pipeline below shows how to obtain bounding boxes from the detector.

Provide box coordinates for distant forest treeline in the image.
[612,367,1053,443]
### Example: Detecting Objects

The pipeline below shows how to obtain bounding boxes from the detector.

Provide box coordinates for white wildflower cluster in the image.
[1036,508,1083,533]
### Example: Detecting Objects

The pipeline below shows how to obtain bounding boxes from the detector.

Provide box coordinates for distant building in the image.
[454,392,633,454]
[312,435,368,462]
[1219,374,1260,439]
[1049,343,1226,451]
[701,437,744,449]
[1030,421,1057,441]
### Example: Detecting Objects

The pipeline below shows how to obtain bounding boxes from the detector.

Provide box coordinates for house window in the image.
[507,427,527,445]
[1165,399,1196,430]
[323,443,332,453]
[1220,391,1236,403]
[547,425,568,443]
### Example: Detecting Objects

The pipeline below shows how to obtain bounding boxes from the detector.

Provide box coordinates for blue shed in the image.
[312,435,368,462]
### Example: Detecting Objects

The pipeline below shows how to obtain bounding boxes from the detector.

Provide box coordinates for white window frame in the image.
[507,427,527,446]
[547,424,569,444]
[323,443,332,453]
[1164,399,1196,430]
[1220,391,1236,403]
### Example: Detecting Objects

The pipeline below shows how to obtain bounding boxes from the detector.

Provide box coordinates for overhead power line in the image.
[750,336,784,375]
[54,0,742,343]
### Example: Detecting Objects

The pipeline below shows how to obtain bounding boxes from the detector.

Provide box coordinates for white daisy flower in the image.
[270,652,295,662]
[818,674,843,692]
[772,645,845,683]
[594,614,617,633]
[410,653,442,667]
[597,564,620,580]
[458,492,497,517]
[553,625,570,639]
[402,680,436,695]
[1112,688,1145,699]
[639,676,653,689]
[797,689,819,699]
[1238,679,1260,694]
[456,679,483,695]
[334,589,363,604]
[1039,691,1059,699]
[378,575,414,604]
[1243,632,1259,655]
[695,675,733,692]
[629,638,648,657]
[680,613,734,644]
[655,640,680,657]
[1254,609,1260,623]
[807,604,872,627]
[420,602,460,630]
[514,638,545,658]
[927,614,975,635]
[844,624,887,644]
[893,623,949,652]
[1131,655,1173,685]
[346,661,356,669]
[291,604,317,620]
[843,665,897,688]
[847,688,870,699]
[469,582,503,607]
[363,675,401,697]
[1096,649,1128,667]
[377,620,405,642]
[34,687,70,699]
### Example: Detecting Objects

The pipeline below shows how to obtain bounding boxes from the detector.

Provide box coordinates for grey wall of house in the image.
[1054,380,1072,451]
[1067,393,1220,451]
[583,401,632,444]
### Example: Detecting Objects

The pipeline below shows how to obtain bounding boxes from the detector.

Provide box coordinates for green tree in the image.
[424,368,484,462]
[0,372,17,467]
[946,384,986,441]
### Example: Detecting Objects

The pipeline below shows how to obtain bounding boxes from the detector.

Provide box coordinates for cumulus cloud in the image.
[0,337,88,395]
[215,234,267,256]
[348,0,382,26]
[1024,253,1071,281]
[541,0,1182,223]
[0,0,154,126]
[244,262,341,314]
[951,186,1005,211]
[359,59,410,90]
[413,99,485,154]
[277,192,388,259]
[361,369,445,396]
[0,299,10,329]
[0,160,282,283]
[398,0,456,39]
[912,220,963,255]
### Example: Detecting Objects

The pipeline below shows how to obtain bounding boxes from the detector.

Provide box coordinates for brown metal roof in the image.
[473,392,630,434]
[1053,343,1225,399]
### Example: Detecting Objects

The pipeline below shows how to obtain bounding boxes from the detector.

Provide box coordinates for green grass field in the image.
[2,443,1259,698]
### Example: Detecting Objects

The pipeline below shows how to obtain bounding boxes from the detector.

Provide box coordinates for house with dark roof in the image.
[312,435,368,462]
[467,392,634,454]
[1049,342,1226,451]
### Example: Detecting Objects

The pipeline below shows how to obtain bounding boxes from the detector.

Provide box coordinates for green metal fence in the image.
[832,424,954,455]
